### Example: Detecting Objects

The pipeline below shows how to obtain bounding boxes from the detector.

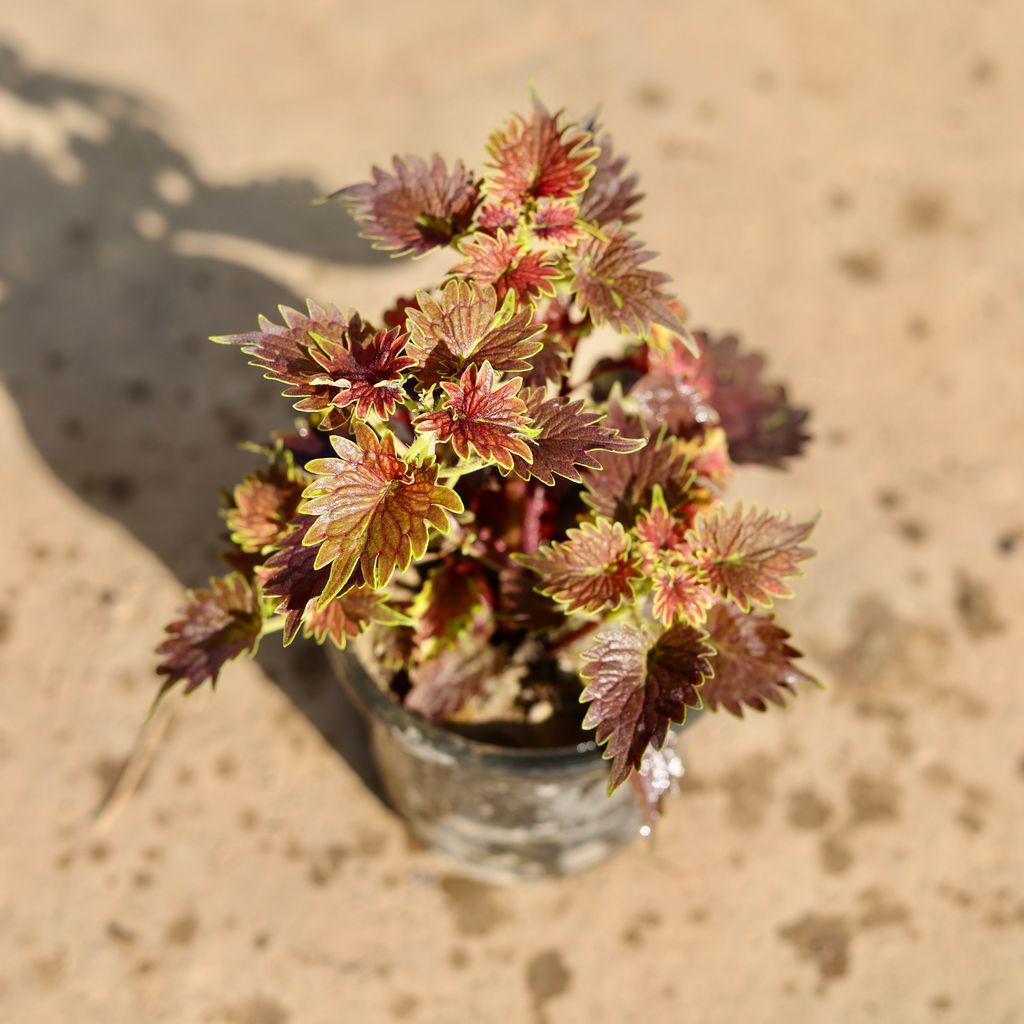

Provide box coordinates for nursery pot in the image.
[328,646,648,882]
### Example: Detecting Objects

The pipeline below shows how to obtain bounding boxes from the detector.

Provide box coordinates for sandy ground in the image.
[1,1,1023,1021]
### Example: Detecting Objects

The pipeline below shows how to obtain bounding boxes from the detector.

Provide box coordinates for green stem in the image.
[402,430,435,463]
[260,614,287,637]
[438,457,488,484]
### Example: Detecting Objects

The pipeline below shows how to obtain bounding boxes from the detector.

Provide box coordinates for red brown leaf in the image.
[529,197,585,247]
[579,131,643,226]
[582,431,696,525]
[412,557,494,650]
[519,295,587,387]
[510,390,644,486]
[687,505,817,610]
[633,485,690,566]
[257,518,330,643]
[629,372,720,436]
[679,427,733,490]
[214,303,375,430]
[570,226,691,342]
[299,424,464,598]
[451,230,562,301]
[521,333,572,388]
[156,574,262,700]
[581,623,714,791]
[332,154,479,256]
[651,565,714,627]
[495,561,567,632]
[689,331,812,468]
[516,518,641,615]
[405,642,503,721]
[381,294,421,331]
[405,278,544,385]
[476,202,521,235]
[414,361,534,471]
[223,450,304,553]
[309,325,415,421]
[302,585,410,649]
[484,99,598,205]
[702,602,817,716]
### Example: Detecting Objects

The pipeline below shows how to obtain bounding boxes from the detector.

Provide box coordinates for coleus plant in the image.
[156,97,817,818]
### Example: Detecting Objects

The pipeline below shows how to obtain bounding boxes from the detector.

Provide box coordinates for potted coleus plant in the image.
[155,98,817,879]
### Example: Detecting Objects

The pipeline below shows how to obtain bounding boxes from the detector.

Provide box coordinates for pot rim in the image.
[328,646,610,774]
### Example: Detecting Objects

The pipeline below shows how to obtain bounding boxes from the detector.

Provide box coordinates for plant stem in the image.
[549,619,601,655]
[438,458,488,484]
[521,480,547,554]
[260,615,287,637]
[504,475,526,551]
[93,703,173,834]
[402,430,434,463]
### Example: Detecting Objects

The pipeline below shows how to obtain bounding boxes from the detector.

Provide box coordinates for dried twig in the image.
[92,704,173,834]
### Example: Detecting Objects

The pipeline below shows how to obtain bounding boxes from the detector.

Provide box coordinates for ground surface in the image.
[1,2,1022,1022]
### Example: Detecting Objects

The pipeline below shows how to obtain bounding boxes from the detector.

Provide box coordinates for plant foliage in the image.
[156,97,817,818]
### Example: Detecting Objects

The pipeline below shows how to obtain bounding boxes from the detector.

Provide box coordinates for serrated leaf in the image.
[257,518,331,643]
[629,372,720,435]
[309,325,415,421]
[223,450,304,553]
[412,557,494,650]
[570,226,691,343]
[370,616,417,673]
[688,505,817,610]
[643,317,696,376]
[529,197,586,247]
[600,383,648,440]
[381,294,421,331]
[510,390,644,485]
[271,418,336,465]
[702,602,817,715]
[332,154,479,256]
[522,333,572,388]
[405,279,544,385]
[651,564,714,627]
[690,331,812,467]
[406,278,492,369]
[220,545,267,583]
[579,132,643,226]
[495,562,567,632]
[451,230,562,301]
[405,641,503,721]
[484,99,599,204]
[214,303,375,430]
[476,201,522,234]
[536,292,588,343]
[633,485,690,565]
[581,623,714,792]
[302,585,411,649]
[519,295,583,387]
[679,426,732,488]
[414,361,534,471]
[155,574,262,700]
[582,431,695,525]
[299,424,464,599]
[517,518,641,615]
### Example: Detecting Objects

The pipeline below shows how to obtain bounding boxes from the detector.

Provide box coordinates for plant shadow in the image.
[0,41,388,801]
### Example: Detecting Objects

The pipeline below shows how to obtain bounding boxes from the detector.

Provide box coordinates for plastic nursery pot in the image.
[327,645,649,883]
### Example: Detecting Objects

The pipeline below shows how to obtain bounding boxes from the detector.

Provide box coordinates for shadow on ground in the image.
[0,42,387,798]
